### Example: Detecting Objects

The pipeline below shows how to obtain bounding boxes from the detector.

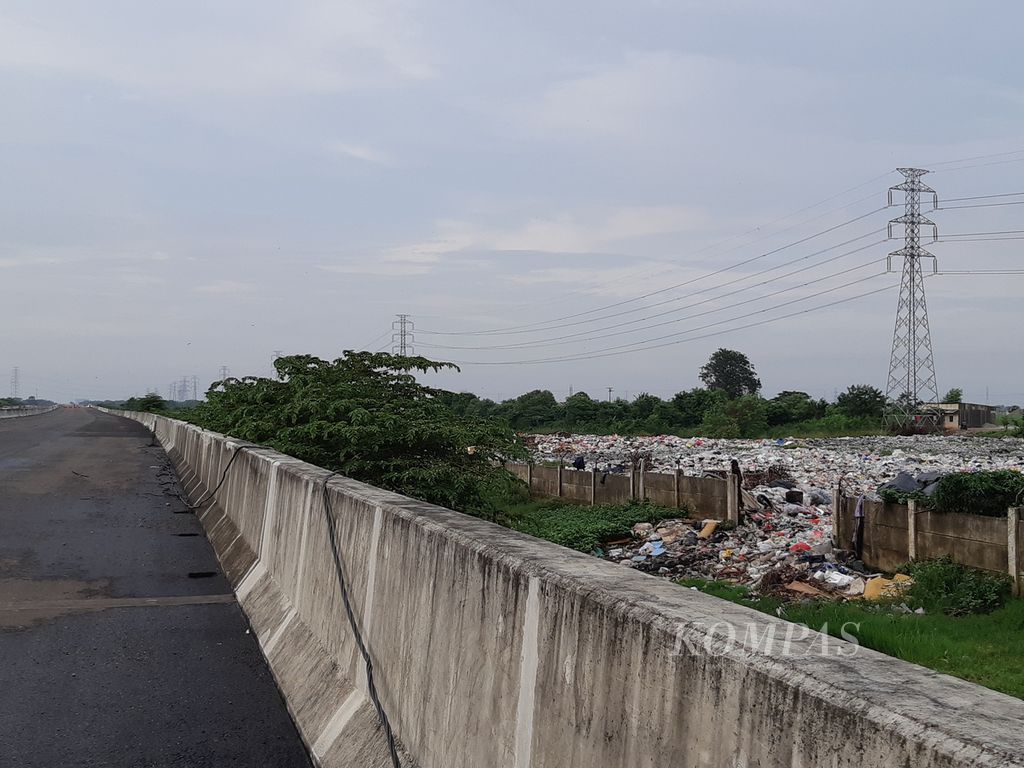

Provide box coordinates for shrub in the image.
[930,470,1024,517]
[509,500,678,553]
[902,557,1012,616]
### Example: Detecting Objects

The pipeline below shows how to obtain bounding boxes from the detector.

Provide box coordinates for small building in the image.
[924,402,994,430]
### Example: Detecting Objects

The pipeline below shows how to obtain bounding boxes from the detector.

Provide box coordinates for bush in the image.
[930,470,1024,517]
[902,557,1012,616]
[507,500,677,553]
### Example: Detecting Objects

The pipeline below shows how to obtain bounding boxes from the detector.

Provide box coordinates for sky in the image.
[2,0,1024,405]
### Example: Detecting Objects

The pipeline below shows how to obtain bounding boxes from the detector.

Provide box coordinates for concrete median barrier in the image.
[103,409,1024,768]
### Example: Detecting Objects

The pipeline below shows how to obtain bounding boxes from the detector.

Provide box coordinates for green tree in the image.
[699,348,761,399]
[835,384,886,419]
[502,389,560,431]
[942,387,964,403]
[671,387,727,428]
[192,352,526,515]
[765,391,825,426]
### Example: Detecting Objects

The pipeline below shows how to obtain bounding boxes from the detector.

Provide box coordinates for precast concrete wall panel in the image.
[102,410,1024,768]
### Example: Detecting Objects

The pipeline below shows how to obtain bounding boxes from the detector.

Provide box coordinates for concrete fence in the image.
[0,405,58,419]
[103,409,1024,768]
[508,462,735,520]
[833,493,1023,595]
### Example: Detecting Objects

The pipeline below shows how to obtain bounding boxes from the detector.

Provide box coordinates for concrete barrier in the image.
[105,409,1024,768]
[0,405,59,419]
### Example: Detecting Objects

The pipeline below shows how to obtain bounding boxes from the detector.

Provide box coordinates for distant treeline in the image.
[435,384,888,439]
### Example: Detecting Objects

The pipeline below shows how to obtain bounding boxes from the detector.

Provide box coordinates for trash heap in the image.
[527,433,1024,496]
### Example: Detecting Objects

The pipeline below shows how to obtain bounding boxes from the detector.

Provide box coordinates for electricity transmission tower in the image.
[884,168,940,430]
[392,314,415,356]
[10,367,20,399]
[219,365,230,380]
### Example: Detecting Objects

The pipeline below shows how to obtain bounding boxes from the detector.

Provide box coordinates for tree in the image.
[834,384,886,419]
[765,391,825,426]
[192,352,526,516]
[942,387,964,403]
[699,349,761,399]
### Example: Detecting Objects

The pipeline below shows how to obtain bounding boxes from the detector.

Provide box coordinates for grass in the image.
[678,578,1024,699]
[497,498,681,554]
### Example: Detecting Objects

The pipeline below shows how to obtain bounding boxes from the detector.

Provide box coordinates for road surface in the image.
[0,408,311,767]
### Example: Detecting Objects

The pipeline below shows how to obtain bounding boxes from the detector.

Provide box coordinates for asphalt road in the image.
[0,408,312,767]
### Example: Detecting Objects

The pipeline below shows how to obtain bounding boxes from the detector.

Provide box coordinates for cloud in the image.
[193,280,258,294]
[513,50,825,146]
[326,141,397,166]
[0,1,436,96]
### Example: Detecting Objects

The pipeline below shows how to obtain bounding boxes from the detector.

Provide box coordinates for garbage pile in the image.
[527,433,1024,496]
[605,507,915,602]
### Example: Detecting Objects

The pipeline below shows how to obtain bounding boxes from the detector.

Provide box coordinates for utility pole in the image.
[10,367,19,399]
[392,314,415,356]
[884,168,940,430]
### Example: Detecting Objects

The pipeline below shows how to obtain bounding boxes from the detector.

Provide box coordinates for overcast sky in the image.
[2,1,1024,405]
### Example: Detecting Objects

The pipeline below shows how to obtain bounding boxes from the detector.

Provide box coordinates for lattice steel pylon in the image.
[884,168,940,430]
[392,314,414,356]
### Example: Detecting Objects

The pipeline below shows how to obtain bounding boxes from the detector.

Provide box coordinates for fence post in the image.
[590,469,597,506]
[674,468,681,510]
[527,462,533,494]
[831,487,842,548]
[726,476,739,524]
[1009,507,1020,597]
[557,463,563,498]
[629,467,635,501]
[907,499,918,561]
[639,458,646,501]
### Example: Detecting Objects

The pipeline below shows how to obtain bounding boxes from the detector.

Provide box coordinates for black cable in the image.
[188,444,259,510]
[417,240,886,351]
[418,205,891,336]
[320,475,402,768]
[937,200,1024,211]
[941,192,1024,203]
[447,273,891,365]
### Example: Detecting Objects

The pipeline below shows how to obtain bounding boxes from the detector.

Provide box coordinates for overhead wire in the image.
[418,240,887,351]
[419,205,892,337]
[446,276,895,366]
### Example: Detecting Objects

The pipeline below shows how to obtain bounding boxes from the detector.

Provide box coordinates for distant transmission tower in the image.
[884,168,940,430]
[10,367,20,399]
[219,365,230,380]
[392,314,415,356]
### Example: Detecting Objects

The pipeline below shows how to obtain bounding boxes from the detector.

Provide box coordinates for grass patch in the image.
[500,499,678,553]
[680,577,1024,699]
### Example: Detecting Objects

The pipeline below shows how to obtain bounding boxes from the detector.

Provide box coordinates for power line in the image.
[935,269,1024,275]
[418,245,887,352]
[420,205,891,337]
[359,329,393,350]
[430,228,887,342]
[937,199,1024,211]
[941,191,1024,203]
[926,148,1024,168]
[444,280,892,366]
[444,271,890,366]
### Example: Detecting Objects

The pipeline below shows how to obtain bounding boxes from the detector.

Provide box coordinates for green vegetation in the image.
[699,348,761,399]
[930,471,1024,518]
[902,557,1012,616]
[499,499,678,553]
[184,352,526,516]
[679,572,1024,699]
[941,387,964,403]
[880,470,1024,517]
[441,381,887,439]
